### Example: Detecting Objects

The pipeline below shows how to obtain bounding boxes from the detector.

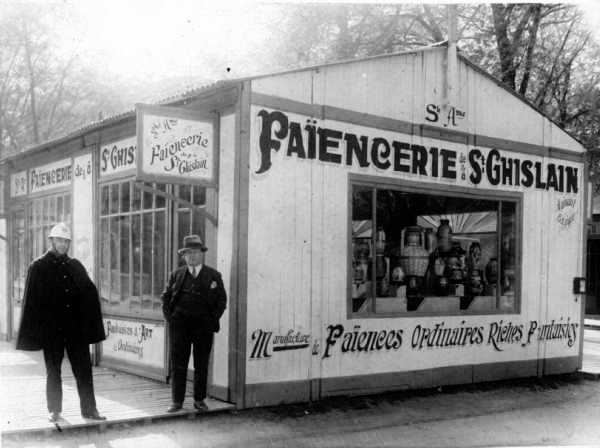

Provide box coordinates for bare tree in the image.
[0,5,125,158]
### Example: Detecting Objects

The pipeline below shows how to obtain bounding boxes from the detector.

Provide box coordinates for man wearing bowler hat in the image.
[162,234,227,412]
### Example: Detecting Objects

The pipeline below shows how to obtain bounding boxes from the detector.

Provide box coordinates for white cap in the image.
[48,222,71,240]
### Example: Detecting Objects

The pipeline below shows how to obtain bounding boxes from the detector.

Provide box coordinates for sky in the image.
[55,0,276,82]
[7,0,600,85]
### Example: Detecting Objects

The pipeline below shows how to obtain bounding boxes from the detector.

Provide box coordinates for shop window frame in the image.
[347,173,523,319]
[98,179,170,320]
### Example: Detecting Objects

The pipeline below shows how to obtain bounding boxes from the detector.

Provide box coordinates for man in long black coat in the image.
[16,222,107,422]
[162,234,227,412]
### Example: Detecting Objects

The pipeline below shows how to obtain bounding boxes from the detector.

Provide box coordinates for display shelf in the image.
[461,295,495,311]
[415,296,460,313]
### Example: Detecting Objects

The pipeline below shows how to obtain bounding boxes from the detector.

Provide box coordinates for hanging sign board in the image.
[10,171,27,197]
[136,103,217,186]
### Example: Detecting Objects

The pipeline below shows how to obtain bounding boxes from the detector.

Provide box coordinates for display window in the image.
[27,193,72,261]
[99,181,208,319]
[350,179,520,316]
[174,184,207,268]
[99,180,167,318]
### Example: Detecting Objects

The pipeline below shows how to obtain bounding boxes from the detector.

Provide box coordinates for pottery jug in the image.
[391,266,405,283]
[375,254,386,279]
[399,226,429,277]
[433,257,446,276]
[485,257,498,284]
[468,269,483,295]
[425,228,437,253]
[436,276,449,296]
[437,219,452,253]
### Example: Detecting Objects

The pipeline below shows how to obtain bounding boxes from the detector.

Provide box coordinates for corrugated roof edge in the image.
[1,42,585,164]
[0,79,240,164]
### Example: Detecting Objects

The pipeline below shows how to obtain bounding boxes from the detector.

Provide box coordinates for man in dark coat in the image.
[162,234,227,412]
[16,222,107,422]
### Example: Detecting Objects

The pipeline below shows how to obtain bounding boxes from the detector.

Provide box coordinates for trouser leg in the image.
[65,338,97,414]
[170,319,191,405]
[43,339,65,414]
[192,330,213,402]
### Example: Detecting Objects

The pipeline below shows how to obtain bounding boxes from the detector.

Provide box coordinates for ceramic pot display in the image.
[433,257,446,276]
[375,254,387,279]
[485,257,498,284]
[399,226,429,277]
[436,276,450,296]
[391,266,405,283]
[437,219,452,253]
[425,228,437,253]
[353,261,365,283]
[467,269,484,295]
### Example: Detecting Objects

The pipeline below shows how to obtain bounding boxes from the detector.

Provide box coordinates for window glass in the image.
[110,183,119,214]
[178,184,191,203]
[351,186,373,313]
[350,182,518,315]
[142,212,153,305]
[192,185,206,205]
[101,185,109,215]
[132,182,141,211]
[143,183,153,210]
[63,195,71,223]
[153,211,166,302]
[121,183,130,213]
[100,217,110,303]
[27,193,72,259]
[155,183,166,208]
[132,213,141,302]
[110,216,120,302]
[99,180,168,319]
[57,196,64,221]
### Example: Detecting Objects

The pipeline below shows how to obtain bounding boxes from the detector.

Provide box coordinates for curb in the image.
[1,405,236,438]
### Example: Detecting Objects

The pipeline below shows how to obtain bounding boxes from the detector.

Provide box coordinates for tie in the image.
[192,267,197,278]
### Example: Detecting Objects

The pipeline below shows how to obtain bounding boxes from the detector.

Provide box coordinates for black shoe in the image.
[194,400,208,411]
[167,403,183,413]
[48,412,61,423]
[82,410,106,421]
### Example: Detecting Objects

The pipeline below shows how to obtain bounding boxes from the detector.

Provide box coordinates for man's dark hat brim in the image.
[178,243,208,254]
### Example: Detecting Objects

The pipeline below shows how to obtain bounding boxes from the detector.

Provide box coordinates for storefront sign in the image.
[556,196,577,228]
[100,136,136,177]
[10,171,27,197]
[320,317,579,359]
[136,104,216,185]
[249,328,311,359]
[425,103,466,128]
[72,153,94,276]
[102,318,165,368]
[254,109,579,194]
[29,158,73,194]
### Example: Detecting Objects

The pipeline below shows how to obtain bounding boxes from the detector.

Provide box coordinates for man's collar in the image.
[48,250,69,261]
[187,264,203,275]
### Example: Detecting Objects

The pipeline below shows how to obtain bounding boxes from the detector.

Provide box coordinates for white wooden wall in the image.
[246,48,585,385]
[212,113,236,387]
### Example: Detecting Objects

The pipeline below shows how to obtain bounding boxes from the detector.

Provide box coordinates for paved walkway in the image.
[0,341,233,436]
[3,319,600,438]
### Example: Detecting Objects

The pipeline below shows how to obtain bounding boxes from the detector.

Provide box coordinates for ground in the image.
[4,374,600,448]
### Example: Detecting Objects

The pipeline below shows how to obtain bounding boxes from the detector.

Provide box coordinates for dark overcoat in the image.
[161,265,227,332]
[16,251,106,351]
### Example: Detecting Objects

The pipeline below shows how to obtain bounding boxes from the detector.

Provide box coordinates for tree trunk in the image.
[22,20,40,145]
[519,4,542,96]
[491,4,517,90]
